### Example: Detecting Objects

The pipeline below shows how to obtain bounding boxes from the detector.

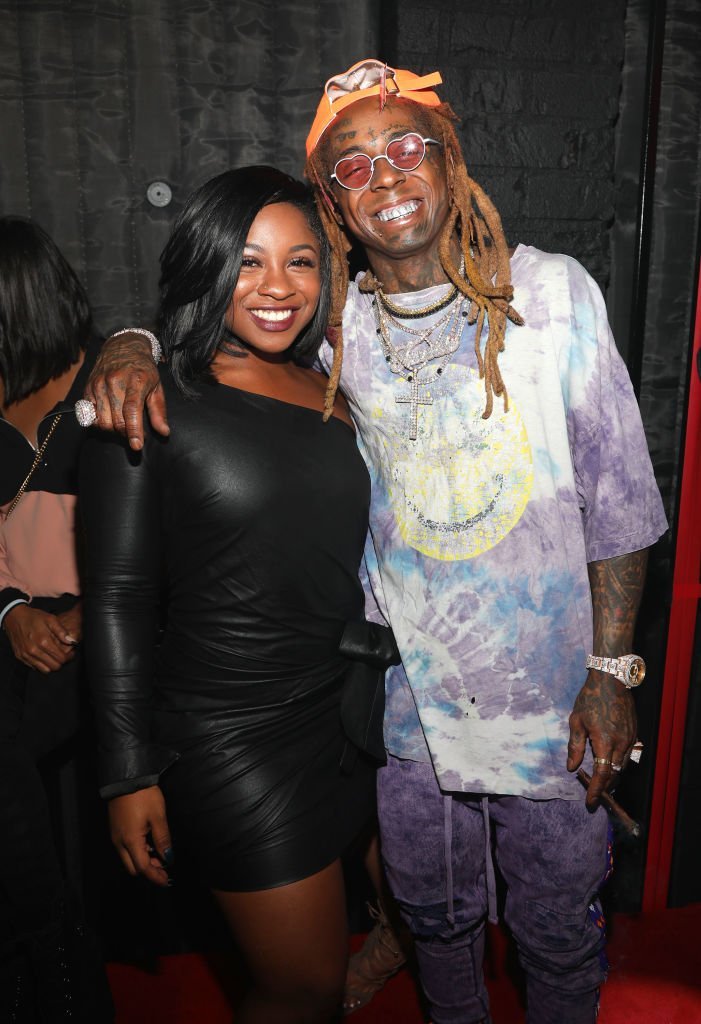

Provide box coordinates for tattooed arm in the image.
[567,548,648,808]
[84,332,169,451]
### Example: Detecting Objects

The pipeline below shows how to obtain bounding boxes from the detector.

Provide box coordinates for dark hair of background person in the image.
[158,165,332,398]
[0,216,93,406]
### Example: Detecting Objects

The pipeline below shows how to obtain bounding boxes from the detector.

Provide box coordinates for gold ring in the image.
[593,757,612,767]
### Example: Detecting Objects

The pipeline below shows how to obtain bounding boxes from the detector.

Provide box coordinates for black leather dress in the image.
[80,372,378,891]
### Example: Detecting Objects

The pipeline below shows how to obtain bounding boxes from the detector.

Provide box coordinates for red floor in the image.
[107,904,701,1023]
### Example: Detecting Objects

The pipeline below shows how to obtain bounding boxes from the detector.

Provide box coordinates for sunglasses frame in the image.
[330,133,441,191]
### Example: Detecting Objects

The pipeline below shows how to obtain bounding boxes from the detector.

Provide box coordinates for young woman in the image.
[80,167,393,1024]
[0,217,113,1022]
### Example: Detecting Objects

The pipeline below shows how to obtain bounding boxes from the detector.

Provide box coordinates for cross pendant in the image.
[396,379,433,440]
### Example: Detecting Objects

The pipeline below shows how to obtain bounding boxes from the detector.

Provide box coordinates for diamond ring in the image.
[610,763,623,772]
[75,399,97,427]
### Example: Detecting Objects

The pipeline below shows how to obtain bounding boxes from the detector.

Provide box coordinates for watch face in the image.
[625,657,646,687]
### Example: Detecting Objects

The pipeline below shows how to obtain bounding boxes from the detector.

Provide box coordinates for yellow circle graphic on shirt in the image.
[385,365,533,561]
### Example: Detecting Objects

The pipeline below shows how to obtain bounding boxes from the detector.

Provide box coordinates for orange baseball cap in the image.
[305,58,443,156]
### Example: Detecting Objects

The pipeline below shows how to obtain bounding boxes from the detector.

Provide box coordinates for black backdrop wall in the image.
[1,0,700,926]
[0,0,379,329]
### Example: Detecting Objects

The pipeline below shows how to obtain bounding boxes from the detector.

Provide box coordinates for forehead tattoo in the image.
[329,117,356,148]
[331,112,417,153]
[364,122,418,148]
[331,121,417,151]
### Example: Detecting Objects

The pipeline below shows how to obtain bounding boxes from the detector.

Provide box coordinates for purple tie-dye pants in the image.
[378,755,611,1024]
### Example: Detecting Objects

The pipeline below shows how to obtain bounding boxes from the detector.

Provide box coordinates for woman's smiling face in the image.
[226,202,321,358]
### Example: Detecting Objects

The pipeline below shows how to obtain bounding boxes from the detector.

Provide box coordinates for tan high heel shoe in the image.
[343,899,408,1015]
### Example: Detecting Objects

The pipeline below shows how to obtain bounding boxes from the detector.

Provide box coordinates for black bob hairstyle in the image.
[0,216,92,406]
[158,166,331,396]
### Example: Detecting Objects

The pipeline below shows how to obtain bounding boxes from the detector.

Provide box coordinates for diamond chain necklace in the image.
[372,288,468,440]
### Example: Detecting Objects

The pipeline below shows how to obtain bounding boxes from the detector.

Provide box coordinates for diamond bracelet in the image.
[75,328,163,427]
[113,327,162,364]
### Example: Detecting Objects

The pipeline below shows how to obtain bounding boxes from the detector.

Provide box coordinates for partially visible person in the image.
[0,216,113,1022]
[80,167,395,1024]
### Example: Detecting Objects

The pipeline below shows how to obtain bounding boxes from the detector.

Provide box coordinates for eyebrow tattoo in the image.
[378,122,412,140]
[335,130,357,143]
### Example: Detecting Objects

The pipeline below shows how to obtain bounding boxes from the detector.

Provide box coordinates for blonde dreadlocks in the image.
[304,99,523,421]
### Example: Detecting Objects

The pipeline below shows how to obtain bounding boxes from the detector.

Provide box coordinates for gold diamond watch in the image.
[585,654,646,688]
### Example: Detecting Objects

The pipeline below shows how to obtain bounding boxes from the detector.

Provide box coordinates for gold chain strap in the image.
[2,414,62,520]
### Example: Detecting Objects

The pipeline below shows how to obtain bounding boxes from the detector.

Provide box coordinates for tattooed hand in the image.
[567,671,637,809]
[567,549,648,808]
[84,331,169,451]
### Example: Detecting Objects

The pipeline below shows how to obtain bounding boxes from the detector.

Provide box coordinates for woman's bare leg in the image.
[213,859,347,1024]
[362,831,384,896]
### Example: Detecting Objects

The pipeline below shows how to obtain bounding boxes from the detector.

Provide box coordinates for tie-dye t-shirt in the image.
[319,244,667,800]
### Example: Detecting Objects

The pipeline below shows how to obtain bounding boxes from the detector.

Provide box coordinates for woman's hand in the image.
[108,785,173,887]
[84,331,170,451]
[56,600,82,646]
[2,604,77,672]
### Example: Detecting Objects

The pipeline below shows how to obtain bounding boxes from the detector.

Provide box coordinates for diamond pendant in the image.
[396,379,433,440]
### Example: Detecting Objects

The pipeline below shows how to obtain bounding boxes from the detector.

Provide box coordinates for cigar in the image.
[577,769,641,838]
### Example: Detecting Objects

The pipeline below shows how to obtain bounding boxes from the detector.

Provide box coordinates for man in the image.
[82,60,667,1024]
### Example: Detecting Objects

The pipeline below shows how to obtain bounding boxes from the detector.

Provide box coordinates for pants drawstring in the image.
[482,796,498,925]
[443,793,455,927]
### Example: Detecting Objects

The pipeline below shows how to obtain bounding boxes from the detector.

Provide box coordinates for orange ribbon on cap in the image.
[305,58,443,156]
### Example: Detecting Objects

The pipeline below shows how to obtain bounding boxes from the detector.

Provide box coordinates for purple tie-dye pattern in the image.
[322,245,668,799]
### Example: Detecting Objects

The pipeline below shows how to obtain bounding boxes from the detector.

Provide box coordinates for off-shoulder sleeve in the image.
[80,430,178,798]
